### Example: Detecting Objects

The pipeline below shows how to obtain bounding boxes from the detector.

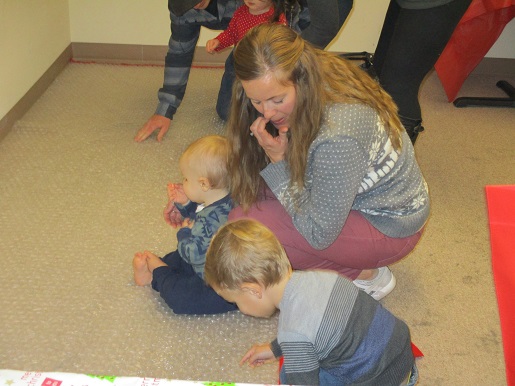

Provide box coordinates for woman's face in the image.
[241,74,296,129]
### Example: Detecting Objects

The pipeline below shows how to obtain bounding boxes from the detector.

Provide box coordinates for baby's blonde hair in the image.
[205,219,291,290]
[180,135,230,190]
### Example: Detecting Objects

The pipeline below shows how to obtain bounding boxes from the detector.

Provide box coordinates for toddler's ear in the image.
[241,283,263,299]
[198,177,211,191]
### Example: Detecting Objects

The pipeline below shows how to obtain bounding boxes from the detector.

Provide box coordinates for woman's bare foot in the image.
[133,252,152,286]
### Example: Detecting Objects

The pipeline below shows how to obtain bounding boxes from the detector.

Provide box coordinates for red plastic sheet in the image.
[485,185,515,385]
[434,0,515,102]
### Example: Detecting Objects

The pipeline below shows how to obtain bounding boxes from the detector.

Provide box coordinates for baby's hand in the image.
[167,183,176,200]
[163,199,183,228]
[167,183,188,205]
[181,218,195,229]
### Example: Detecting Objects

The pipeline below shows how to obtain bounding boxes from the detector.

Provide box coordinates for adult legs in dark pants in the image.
[216,51,235,121]
[373,0,472,144]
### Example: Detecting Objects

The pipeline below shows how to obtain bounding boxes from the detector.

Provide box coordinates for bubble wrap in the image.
[0,63,278,384]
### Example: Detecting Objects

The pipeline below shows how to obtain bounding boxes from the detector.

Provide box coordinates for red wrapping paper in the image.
[485,185,515,385]
[434,0,515,102]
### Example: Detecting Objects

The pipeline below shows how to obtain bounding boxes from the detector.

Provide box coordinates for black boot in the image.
[400,116,424,145]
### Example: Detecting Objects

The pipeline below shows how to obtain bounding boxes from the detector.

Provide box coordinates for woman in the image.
[226,23,430,300]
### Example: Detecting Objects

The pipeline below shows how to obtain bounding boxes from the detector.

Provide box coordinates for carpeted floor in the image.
[0,61,514,385]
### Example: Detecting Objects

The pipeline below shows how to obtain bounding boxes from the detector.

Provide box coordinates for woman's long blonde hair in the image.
[227,23,403,211]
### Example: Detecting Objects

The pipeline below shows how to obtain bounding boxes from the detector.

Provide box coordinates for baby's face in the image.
[179,160,206,204]
[244,0,273,15]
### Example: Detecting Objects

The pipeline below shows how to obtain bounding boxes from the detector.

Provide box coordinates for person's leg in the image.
[152,251,238,315]
[295,0,354,48]
[216,51,235,121]
[229,195,423,280]
[375,0,472,143]
[371,0,400,79]
[337,0,354,29]
[160,250,185,269]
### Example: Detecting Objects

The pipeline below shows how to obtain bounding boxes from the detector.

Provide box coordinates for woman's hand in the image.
[239,343,276,368]
[249,117,289,164]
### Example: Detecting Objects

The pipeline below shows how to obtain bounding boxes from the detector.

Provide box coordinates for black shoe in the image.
[407,123,424,144]
[400,116,424,145]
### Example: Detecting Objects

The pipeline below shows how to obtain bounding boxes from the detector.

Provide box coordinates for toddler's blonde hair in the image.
[205,218,291,290]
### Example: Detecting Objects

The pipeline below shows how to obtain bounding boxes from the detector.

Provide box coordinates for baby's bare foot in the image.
[133,252,152,286]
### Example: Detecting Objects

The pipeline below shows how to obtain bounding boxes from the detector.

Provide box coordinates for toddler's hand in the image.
[206,39,220,54]
[240,343,275,368]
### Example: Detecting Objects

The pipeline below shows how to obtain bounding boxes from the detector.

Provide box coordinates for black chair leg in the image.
[453,80,515,108]
[339,51,374,67]
[339,52,377,79]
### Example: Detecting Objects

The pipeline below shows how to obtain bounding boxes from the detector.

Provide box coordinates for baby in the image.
[133,135,237,315]
[206,0,286,54]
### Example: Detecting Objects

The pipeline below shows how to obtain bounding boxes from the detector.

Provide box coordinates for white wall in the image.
[68,0,170,45]
[486,18,515,59]
[0,0,70,119]
[68,0,515,57]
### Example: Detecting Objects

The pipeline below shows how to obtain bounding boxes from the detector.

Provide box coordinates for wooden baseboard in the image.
[0,44,72,142]
[71,43,515,76]
[71,42,229,67]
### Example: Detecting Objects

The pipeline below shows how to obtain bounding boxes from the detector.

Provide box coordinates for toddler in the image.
[206,0,286,54]
[205,218,419,385]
